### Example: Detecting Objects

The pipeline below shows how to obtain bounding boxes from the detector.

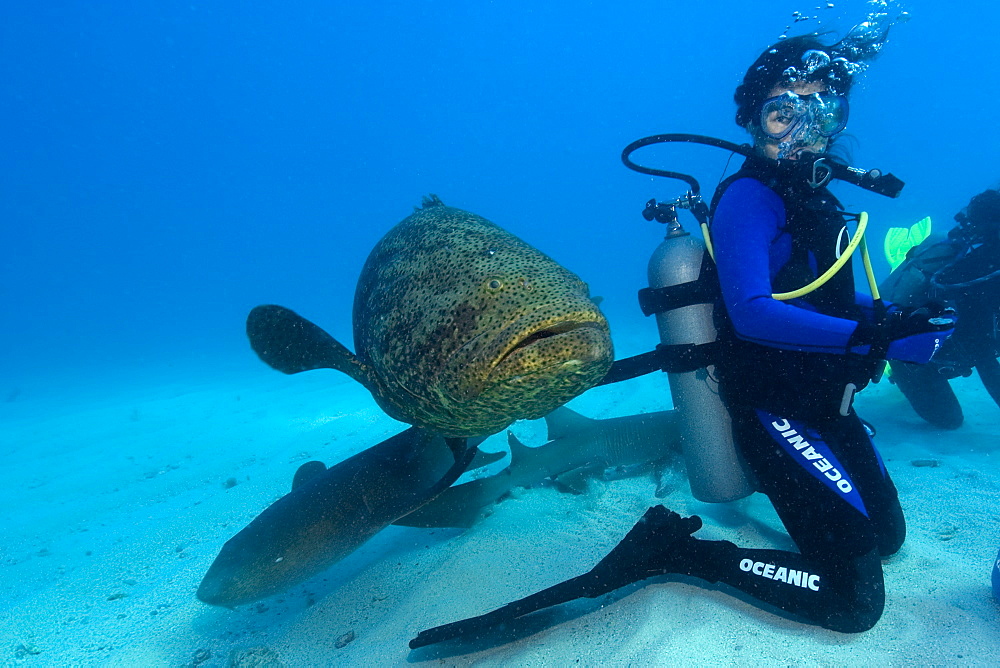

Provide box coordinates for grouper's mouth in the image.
[484,314,607,384]
[493,320,604,369]
[432,307,611,409]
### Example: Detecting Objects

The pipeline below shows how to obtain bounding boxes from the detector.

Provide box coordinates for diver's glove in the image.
[850,303,956,364]
[409,505,702,650]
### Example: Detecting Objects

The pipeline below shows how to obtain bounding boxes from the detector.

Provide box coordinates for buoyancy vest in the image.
[709,158,878,420]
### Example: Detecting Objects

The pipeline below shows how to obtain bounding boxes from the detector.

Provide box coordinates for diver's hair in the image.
[825,133,857,166]
[967,188,1000,225]
[734,34,855,129]
[955,187,1000,230]
[950,187,1000,244]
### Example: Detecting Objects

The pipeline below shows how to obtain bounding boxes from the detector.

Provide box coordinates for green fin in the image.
[884,216,932,270]
[246,305,379,393]
[912,216,932,244]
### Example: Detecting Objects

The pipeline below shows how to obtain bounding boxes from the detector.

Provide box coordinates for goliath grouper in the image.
[197,196,613,607]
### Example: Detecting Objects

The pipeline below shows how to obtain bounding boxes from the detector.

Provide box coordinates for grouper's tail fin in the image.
[247,305,379,392]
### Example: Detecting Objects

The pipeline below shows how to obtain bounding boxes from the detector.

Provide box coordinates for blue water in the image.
[5,0,997,393]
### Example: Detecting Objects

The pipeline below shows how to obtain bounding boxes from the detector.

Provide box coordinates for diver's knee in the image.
[879,534,904,558]
[826,597,884,633]
[823,580,885,633]
[878,511,906,557]
[821,549,885,633]
[928,408,964,430]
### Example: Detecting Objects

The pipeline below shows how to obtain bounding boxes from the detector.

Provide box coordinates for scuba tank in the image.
[646,215,754,503]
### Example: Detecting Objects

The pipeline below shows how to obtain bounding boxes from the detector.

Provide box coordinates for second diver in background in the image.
[882,187,1000,428]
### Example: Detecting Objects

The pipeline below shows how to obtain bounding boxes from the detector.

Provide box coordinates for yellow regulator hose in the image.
[701,212,879,302]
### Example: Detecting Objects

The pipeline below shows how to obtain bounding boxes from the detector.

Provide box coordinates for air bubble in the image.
[802,49,831,74]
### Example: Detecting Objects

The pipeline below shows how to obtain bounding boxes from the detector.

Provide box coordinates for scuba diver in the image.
[881,187,1000,429]
[411,32,955,650]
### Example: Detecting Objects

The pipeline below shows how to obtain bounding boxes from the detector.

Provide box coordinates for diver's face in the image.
[757,80,830,160]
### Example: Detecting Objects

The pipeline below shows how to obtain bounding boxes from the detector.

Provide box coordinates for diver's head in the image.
[953,188,1000,245]
[756,81,849,160]
[735,35,855,161]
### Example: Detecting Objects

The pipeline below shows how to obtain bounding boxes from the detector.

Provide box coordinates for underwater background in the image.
[2,1,999,665]
[5,0,998,393]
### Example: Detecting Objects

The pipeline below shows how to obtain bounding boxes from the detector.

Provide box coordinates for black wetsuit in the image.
[660,160,905,632]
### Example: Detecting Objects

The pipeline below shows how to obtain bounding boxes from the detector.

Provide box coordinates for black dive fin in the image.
[291,460,327,491]
[246,305,377,390]
[409,505,702,650]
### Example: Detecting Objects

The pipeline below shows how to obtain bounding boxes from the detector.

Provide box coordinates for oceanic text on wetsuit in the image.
[771,419,853,493]
[739,559,821,591]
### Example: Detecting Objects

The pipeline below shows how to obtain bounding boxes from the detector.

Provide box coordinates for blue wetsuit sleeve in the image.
[713,178,862,353]
[855,292,875,313]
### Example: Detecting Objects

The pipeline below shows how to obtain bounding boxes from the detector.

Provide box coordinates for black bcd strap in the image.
[596,341,721,386]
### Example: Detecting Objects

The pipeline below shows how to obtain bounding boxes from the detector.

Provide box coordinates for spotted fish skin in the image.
[353,199,613,438]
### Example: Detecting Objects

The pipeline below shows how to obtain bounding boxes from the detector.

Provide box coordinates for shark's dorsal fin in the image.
[246,305,380,393]
[291,461,327,491]
[507,431,535,468]
[543,406,595,442]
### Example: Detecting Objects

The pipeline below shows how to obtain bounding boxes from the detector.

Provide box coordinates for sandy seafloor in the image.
[2,325,999,667]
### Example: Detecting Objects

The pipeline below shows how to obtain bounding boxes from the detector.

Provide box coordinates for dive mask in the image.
[759,91,849,141]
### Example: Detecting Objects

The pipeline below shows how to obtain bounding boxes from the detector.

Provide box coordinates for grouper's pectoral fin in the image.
[435,438,477,495]
[247,305,378,391]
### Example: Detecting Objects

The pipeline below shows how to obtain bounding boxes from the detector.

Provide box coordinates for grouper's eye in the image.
[486,278,503,291]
